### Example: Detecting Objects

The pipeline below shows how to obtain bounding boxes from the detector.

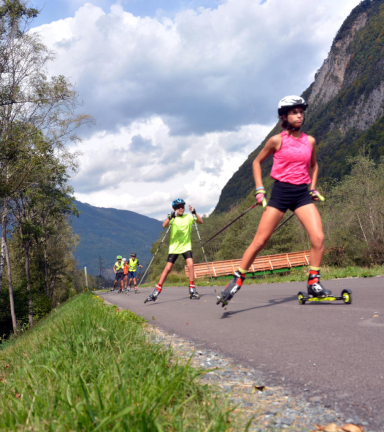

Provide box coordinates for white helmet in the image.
[278,95,308,117]
[122,258,127,262]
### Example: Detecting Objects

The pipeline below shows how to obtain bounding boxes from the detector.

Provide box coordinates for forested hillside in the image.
[71,201,162,275]
[215,0,384,213]
[146,0,384,282]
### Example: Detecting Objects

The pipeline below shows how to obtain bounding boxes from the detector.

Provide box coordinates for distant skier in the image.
[128,252,143,293]
[145,198,203,303]
[122,258,129,291]
[217,95,330,306]
[112,255,125,292]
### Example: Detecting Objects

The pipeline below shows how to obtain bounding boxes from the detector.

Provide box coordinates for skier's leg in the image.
[145,261,174,303]
[158,261,174,285]
[218,207,284,306]
[239,206,285,270]
[294,204,330,297]
[185,257,199,298]
[294,203,324,266]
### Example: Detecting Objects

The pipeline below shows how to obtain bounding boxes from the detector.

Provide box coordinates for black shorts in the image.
[268,180,313,213]
[115,272,124,282]
[167,250,193,264]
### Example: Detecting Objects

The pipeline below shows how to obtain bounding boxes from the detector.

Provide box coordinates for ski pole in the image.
[193,220,214,285]
[202,199,266,247]
[138,223,172,288]
[273,212,295,233]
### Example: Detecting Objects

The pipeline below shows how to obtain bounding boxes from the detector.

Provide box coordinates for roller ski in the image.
[298,273,352,304]
[216,271,244,307]
[189,286,200,300]
[298,289,352,305]
[134,288,139,294]
[144,287,161,304]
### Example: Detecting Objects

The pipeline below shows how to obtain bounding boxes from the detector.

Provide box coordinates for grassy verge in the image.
[137,264,384,288]
[0,294,236,431]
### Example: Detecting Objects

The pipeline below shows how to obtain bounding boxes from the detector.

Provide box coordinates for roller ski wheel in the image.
[144,289,160,304]
[189,287,200,300]
[144,296,156,304]
[298,291,307,305]
[342,289,352,304]
[134,289,138,294]
[216,294,229,307]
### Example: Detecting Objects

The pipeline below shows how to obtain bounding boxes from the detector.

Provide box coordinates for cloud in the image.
[32,0,361,219]
[34,0,361,137]
[72,116,272,217]
[129,135,157,153]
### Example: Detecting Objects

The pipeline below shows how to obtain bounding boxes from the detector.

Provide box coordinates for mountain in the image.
[214,0,384,213]
[70,201,162,275]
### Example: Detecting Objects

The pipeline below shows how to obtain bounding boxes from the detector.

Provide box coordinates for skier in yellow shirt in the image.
[145,198,203,303]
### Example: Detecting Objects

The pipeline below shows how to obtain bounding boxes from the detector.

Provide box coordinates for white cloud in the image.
[73,117,272,218]
[33,0,361,218]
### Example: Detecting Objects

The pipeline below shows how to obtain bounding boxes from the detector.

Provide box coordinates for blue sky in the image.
[31,0,361,219]
[31,0,222,27]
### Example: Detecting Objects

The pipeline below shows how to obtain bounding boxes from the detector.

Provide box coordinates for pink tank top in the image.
[270,131,312,185]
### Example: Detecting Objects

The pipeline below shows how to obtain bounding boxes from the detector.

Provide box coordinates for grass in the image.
[0,294,237,431]
[137,264,384,288]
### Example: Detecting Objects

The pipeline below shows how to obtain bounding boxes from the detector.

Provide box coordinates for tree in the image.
[0,1,91,333]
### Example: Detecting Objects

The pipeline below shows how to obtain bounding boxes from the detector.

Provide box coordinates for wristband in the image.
[256,186,265,191]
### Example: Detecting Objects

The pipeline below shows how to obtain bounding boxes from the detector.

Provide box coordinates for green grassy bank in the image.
[0,294,235,431]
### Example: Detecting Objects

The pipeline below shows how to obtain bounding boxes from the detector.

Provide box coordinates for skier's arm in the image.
[189,205,203,224]
[163,211,176,228]
[307,137,325,201]
[308,136,318,190]
[252,134,281,189]
[195,213,203,224]
[113,265,116,274]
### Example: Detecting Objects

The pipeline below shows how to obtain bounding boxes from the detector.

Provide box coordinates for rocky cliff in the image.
[215,0,384,213]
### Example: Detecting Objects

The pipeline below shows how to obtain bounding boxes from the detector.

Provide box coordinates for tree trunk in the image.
[23,240,33,327]
[49,275,57,299]
[2,208,17,332]
[44,233,49,296]
[0,233,5,297]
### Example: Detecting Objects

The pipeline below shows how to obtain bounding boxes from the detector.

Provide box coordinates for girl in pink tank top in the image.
[270,130,312,185]
[217,96,331,307]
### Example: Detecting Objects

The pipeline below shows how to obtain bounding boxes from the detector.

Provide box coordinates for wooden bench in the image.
[185,250,311,279]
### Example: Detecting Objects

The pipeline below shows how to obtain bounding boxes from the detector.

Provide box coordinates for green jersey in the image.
[169,214,195,254]
[128,258,139,272]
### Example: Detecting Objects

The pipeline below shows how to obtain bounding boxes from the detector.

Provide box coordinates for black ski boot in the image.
[144,287,161,304]
[216,271,245,307]
[189,286,200,300]
[307,273,332,298]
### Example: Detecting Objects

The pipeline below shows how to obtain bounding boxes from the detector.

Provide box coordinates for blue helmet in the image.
[172,198,185,209]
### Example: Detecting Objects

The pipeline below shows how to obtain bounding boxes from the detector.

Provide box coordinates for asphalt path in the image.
[101,277,384,429]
